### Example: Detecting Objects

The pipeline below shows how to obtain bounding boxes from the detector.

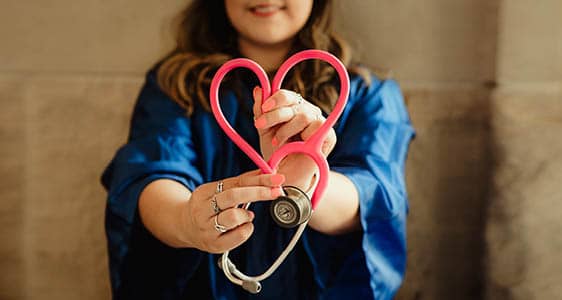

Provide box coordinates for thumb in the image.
[252,86,263,119]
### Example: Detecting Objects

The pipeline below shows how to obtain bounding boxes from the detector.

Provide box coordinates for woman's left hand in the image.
[252,87,337,190]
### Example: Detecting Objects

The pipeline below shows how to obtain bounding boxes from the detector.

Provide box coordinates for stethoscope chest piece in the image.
[270,186,312,228]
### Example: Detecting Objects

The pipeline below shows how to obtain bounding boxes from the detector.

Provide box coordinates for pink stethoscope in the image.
[210,49,350,293]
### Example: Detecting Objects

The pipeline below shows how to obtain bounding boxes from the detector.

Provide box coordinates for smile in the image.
[249,4,286,17]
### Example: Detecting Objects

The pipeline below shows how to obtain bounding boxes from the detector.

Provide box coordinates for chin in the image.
[248,32,295,47]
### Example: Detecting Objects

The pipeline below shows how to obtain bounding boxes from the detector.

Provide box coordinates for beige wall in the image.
[486,1,562,299]
[1,1,560,299]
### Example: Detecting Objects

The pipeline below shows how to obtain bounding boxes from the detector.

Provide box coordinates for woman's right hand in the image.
[181,169,285,254]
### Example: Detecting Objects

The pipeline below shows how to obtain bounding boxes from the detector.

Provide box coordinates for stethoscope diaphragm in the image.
[270,185,312,228]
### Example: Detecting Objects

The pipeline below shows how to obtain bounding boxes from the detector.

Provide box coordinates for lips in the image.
[249,4,286,17]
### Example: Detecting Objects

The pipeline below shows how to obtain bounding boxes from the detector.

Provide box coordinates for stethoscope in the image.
[209,49,350,293]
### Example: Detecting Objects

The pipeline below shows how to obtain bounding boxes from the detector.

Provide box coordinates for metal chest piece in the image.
[270,186,312,228]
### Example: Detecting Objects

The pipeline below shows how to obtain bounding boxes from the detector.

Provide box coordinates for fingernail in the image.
[254,117,266,129]
[261,99,275,112]
[248,211,255,220]
[271,174,285,186]
[271,187,282,198]
[271,137,278,147]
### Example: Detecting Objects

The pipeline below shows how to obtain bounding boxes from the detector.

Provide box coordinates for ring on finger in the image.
[214,214,228,233]
[211,195,222,215]
[216,181,224,194]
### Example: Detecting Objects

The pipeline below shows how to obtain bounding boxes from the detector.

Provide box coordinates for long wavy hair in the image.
[157,0,369,116]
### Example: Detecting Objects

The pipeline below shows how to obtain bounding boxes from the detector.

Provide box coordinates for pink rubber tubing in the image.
[210,50,350,210]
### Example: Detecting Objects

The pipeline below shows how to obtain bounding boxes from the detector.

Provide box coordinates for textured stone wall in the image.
[485,0,562,299]
[0,2,186,299]
[335,1,498,299]
[0,1,560,299]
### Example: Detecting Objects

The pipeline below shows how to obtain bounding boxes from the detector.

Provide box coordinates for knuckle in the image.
[260,111,270,122]
[291,112,303,123]
[302,113,315,124]
[278,90,292,103]
[236,174,244,187]
[274,109,286,120]
[299,112,313,124]
[313,106,322,115]
[312,119,323,127]
[260,175,270,186]
[261,187,272,199]
[224,189,235,202]
[282,107,294,119]
[275,132,286,143]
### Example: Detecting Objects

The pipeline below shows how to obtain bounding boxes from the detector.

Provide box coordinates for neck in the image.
[238,38,293,72]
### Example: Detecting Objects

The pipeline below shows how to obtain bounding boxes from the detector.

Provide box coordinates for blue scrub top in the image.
[101,68,415,299]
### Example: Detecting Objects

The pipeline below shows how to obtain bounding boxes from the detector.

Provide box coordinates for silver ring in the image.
[214,215,228,233]
[211,195,222,215]
[216,181,224,194]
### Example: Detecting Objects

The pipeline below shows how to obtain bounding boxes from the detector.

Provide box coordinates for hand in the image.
[252,87,337,190]
[181,169,285,253]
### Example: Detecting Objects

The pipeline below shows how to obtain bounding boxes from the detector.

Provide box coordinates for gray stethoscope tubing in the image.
[218,179,318,293]
[219,220,308,293]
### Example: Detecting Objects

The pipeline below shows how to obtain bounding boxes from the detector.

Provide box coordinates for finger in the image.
[214,208,254,230]
[300,118,323,141]
[254,106,295,130]
[300,118,337,156]
[237,173,286,189]
[195,169,253,196]
[318,129,337,156]
[274,110,318,146]
[252,86,264,119]
[214,171,286,196]
[214,222,255,252]
[196,169,286,199]
[228,170,286,190]
[215,186,283,210]
[261,89,300,113]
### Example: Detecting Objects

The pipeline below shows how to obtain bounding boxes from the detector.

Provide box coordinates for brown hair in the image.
[157,0,369,116]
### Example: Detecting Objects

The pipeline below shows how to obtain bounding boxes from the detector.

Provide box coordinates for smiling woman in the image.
[157,0,366,116]
[101,0,415,299]
[225,0,313,70]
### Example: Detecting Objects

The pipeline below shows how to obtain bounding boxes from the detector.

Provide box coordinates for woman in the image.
[101,0,415,299]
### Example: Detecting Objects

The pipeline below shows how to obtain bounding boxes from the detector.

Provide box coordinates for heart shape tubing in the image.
[210,49,350,209]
